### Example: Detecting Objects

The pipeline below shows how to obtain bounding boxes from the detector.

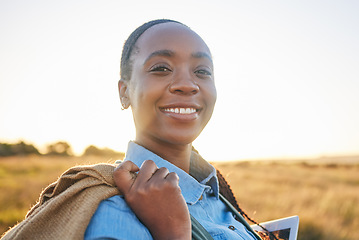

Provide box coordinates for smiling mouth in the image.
[162,107,197,114]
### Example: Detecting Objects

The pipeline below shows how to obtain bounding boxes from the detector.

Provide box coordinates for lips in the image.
[159,104,201,120]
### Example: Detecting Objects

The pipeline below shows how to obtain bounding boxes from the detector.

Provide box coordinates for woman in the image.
[1,19,268,240]
[85,19,264,240]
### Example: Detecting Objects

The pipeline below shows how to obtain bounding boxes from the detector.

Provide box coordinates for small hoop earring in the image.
[121,97,127,110]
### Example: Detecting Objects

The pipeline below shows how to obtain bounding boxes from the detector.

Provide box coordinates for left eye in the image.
[195,69,212,76]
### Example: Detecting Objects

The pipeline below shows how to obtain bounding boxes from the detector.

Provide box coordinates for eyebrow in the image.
[143,49,213,65]
[144,50,175,65]
[191,51,213,63]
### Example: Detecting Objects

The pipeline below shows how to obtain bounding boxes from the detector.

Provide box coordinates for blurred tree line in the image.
[0,141,124,158]
[0,141,39,156]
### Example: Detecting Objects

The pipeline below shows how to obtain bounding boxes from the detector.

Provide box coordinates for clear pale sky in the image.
[1,0,358,161]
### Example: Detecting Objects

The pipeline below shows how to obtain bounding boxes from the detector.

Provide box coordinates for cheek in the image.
[132,81,162,107]
[211,86,217,105]
[204,82,217,108]
[129,80,164,123]
[203,84,217,125]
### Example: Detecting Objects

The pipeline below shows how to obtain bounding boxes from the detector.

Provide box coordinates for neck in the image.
[135,137,192,173]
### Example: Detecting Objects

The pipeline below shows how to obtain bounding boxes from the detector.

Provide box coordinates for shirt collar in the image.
[123,141,219,204]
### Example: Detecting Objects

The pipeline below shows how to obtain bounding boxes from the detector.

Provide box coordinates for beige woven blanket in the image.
[1,163,120,240]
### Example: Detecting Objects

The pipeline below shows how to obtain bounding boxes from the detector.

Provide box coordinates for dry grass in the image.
[1,156,358,239]
[214,160,359,240]
[0,155,118,235]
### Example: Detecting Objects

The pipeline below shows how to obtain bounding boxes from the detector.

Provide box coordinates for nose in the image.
[169,70,199,95]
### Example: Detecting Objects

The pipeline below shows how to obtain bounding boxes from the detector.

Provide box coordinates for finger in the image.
[152,167,170,179]
[148,167,170,185]
[164,172,180,185]
[132,160,158,187]
[113,161,140,195]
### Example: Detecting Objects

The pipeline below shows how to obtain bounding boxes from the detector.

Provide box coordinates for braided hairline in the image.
[120,19,185,81]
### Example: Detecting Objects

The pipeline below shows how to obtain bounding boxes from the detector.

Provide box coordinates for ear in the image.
[118,79,131,109]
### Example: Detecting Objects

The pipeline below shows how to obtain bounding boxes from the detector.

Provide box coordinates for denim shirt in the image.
[85,142,258,240]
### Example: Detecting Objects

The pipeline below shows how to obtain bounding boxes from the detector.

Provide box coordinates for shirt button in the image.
[228,225,236,231]
[199,195,203,200]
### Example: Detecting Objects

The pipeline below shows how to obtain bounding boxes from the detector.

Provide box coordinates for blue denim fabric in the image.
[85,142,257,240]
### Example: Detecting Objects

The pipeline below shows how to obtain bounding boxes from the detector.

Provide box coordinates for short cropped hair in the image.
[120,19,184,81]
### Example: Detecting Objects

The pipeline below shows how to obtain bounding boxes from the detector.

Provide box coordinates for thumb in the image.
[113,161,139,195]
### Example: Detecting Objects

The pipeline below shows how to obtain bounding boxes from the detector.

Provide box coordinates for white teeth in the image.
[164,108,196,114]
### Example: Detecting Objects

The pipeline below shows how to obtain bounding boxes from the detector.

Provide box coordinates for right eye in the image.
[149,65,172,73]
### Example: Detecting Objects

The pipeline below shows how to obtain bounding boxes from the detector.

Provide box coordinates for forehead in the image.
[134,22,211,58]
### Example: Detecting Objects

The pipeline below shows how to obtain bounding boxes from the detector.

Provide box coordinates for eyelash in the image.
[149,64,172,72]
[195,69,212,76]
[149,65,212,78]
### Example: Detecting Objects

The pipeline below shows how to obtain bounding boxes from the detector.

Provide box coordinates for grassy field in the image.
[1,155,358,240]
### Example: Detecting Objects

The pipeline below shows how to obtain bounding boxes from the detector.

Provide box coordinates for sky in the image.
[1,0,358,161]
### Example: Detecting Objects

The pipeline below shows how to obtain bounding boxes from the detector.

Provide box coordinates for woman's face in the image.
[122,22,217,147]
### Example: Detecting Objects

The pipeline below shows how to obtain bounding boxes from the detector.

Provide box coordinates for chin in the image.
[161,132,201,146]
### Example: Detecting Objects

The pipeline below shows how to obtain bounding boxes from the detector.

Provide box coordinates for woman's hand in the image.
[113,160,191,240]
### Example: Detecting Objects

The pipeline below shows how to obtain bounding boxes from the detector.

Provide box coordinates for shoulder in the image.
[97,195,131,211]
[85,195,153,239]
